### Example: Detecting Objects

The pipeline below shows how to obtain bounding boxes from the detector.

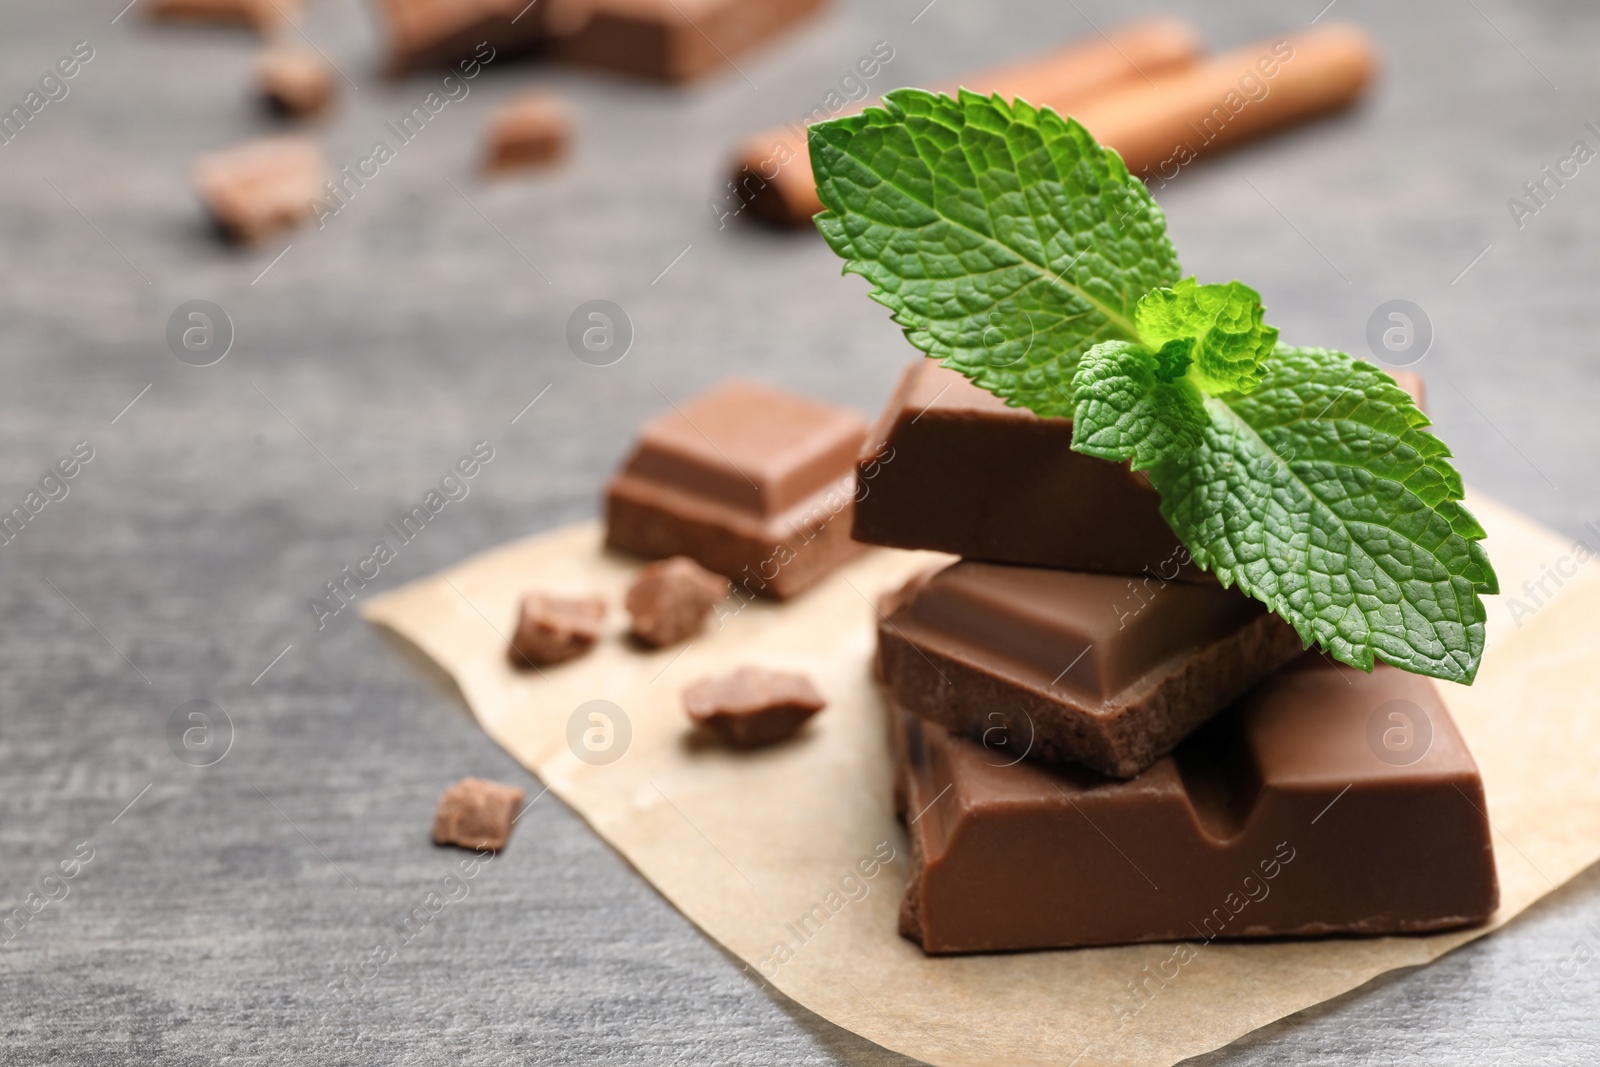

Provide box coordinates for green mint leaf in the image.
[1146,347,1498,684]
[1071,341,1206,470]
[809,88,1179,418]
[1135,278,1280,395]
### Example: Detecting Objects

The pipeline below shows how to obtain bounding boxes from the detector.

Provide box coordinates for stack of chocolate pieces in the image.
[859,361,1499,954]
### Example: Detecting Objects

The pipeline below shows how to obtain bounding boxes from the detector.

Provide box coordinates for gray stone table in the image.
[1,0,1597,1063]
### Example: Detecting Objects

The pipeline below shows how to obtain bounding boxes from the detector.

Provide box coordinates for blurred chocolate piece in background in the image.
[484,90,571,172]
[192,137,326,242]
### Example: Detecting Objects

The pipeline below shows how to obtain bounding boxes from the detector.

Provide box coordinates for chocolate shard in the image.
[626,556,729,647]
[191,137,327,243]
[683,666,825,747]
[509,591,606,666]
[855,360,1203,576]
[433,777,525,851]
[855,361,1428,573]
[605,381,868,600]
[894,660,1499,953]
[484,91,571,172]
[878,560,1304,778]
[546,0,828,84]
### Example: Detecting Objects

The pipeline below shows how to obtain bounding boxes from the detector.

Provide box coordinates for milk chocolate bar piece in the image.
[893,661,1498,953]
[433,777,525,851]
[376,0,544,75]
[856,360,1198,576]
[191,137,326,243]
[547,0,826,83]
[855,360,1426,573]
[879,560,1304,777]
[484,91,571,172]
[605,381,868,600]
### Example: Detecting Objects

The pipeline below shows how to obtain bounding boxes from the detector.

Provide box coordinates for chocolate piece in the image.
[191,137,326,243]
[509,592,605,666]
[626,556,728,647]
[894,661,1498,953]
[432,777,525,850]
[485,91,571,172]
[684,667,825,747]
[375,0,545,74]
[257,49,336,117]
[547,0,827,84]
[856,361,1204,577]
[879,560,1304,777]
[149,0,295,31]
[605,381,868,600]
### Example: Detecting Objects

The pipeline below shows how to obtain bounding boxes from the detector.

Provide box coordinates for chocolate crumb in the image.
[626,556,728,647]
[509,591,606,666]
[432,777,525,851]
[258,48,336,117]
[683,667,825,748]
[191,137,326,243]
[485,91,571,173]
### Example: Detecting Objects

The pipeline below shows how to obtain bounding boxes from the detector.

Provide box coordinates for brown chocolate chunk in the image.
[509,592,606,666]
[257,48,336,117]
[605,381,868,600]
[683,667,825,747]
[626,556,728,647]
[149,0,296,31]
[484,91,571,172]
[432,777,525,850]
[191,137,326,243]
[879,560,1304,778]
[546,0,828,84]
[856,360,1206,577]
[894,660,1498,953]
[375,0,545,75]
[856,361,1429,574]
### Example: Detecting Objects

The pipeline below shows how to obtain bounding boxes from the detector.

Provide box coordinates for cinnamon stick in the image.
[726,17,1202,227]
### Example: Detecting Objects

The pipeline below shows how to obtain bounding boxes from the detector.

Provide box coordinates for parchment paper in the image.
[363,493,1600,1067]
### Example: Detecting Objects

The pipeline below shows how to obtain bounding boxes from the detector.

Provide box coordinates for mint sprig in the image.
[809,88,1178,417]
[811,89,1498,685]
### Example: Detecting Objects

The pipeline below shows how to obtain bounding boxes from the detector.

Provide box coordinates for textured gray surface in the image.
[0,0,1597,1063]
